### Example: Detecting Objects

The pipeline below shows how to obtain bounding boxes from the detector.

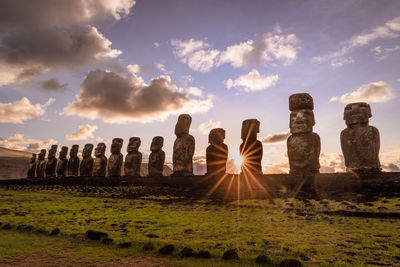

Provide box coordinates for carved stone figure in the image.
[124,137,142,176]
[108,138,123,177]
[173,114,195,176]
[93,143,107,177]
[36,149,46,178]
[240,119,263,174]
[80,144,94,176]
[56,146,68,177]
[206,128,228,176]
[340,102,380,172]
[27,154,37,178]
[148,136,165,177]
[287,93,320,174]
[45,145,58,177]
[67,145,80,176]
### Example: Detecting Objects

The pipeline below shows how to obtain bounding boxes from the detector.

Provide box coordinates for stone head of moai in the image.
[343,102,371,126]
[127,137,141,153]
[111,138,123,154]
[82,144,93,158]
[70,145,79,157]
[209,128,225,145]
[38,149,46,161]
[95,143,106,157]
[289,93,315,134]
[59,146,68,159]
[175,114,192,137]
[151,136,164,152]
[241,119,260,141]
[48,145,57,159]
[30,153,36,163]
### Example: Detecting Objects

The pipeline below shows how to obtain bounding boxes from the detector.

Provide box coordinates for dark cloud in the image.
[262,132,290,143]
[38,79,68,91]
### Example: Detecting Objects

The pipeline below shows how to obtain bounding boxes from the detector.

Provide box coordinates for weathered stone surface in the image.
[56,146,68,177]
[108,138,123,177]
[27,154,37,178]
[93,143,107,177]
[280,258,303,267]
[206,128,228,176]
[148,136,165,177]
[85,230,108,240]
[124,137,142,176]
[179,247,195,257]
[240,119,263,174]
[159,244,174,255]
[173,114,195,176]
[80,144,94,177]
[287,93,320,174]
[197,250,212,258]
[45,145,58,177]
[341,102,381,172]
[222,249,239,260]
[36,149,46,178]
[67,145,80,176]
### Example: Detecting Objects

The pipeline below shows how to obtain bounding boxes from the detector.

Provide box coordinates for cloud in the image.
[38,79,67,91]
[330,57,355,67]
[372,45,400,61]
[66,124,98,141]
[330,81,395,103]
[171,26,300,72]
[319,153,345,173]
[197,120,222,135]
[263,162,289,174]
[262,131,290,143]
[0,134,56,153]
[0,97,54,124]
[0,0,135,86]
[153,42,160,48]
[313,16,400,66]
[225,69,278,92]
[63,69,213,123]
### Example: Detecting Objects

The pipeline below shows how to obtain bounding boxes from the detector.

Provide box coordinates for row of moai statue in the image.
[27,93,381,178]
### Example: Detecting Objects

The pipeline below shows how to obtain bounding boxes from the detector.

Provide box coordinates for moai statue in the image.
[36,149,46,178]
[173,114,195,176]
[206,128,228,176]
[67,144,80,176]
[45,145,58,177]
[27,154,37,178]
[80,144,94,176]
[108,138,123,177]
[56,146,68,177]
[124,137,142,177]
[148,136,165,177]
[287,93,321,174]
[240,119,263,174]
[340,102,380,172]
[93,143,107,177]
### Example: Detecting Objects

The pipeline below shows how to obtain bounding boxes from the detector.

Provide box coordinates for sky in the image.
[0,0,399,174]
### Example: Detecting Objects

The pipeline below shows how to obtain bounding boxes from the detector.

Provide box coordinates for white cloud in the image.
[331,57,355,67]
[66,124,98,141]
[0,134,56,153]
[319,153,346,173]
[330,81,395,103]
[262,131,290,143]
[153,42,160,48]
[372,45,400,61]
[0,97,54,124]
[225,69,278,92]
[197,120,222,135]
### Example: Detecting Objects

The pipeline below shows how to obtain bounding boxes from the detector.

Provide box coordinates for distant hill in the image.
[0,147,32,158]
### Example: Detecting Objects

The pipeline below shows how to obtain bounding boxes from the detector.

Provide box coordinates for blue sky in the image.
[0,0,399,173]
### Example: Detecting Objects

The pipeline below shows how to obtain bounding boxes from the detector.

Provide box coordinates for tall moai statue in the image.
[56,146,68,177]
[67,144,80,176]
[124,137,142,177]
[148,136,165,177]
[108,138,123,177]
[27,154,37,178]
[93,143,107,177]
[173,114,195,176]
[340,102,380,172]
[36,149,46,178]
[45,145,58,177]
[240,119,263,174]
[287,93,320,174]
[80,144,94,176]
[206,128,228,176]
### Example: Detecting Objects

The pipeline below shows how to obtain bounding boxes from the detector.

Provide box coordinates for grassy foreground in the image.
[0,186,399,266]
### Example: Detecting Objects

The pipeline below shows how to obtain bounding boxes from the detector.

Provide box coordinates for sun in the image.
[229,145,243,174]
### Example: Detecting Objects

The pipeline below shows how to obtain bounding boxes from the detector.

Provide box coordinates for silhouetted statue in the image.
[67,145,80,176]
[45,145,58,177]
[206,128,228,176]
[56,146,68,177]
[27,154,37,178]
[108,138,123,177]
[173,114,195,176]
[80,144,94,176]
[287,93,320,174]
[240,119,263,174]
[341,102,381,172]
[148,136,165,177]
[36,149,46,178]
[124,137,142,177]
[93,143,107,177]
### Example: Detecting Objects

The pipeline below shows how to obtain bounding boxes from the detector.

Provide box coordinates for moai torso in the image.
[80,144,94,176]
[93,143,107,177]
[340,102,380,172]
[148,136,165,176]
[36,149,46,178]
[287,93,321,174]
[27,154,37,178]
[56,146,68,177]
[124,137,142,176]
[240,119,263,174]
[173,114,195,175]
[67,145,80,176]
[206,128,228,176]
[108,138,123,177]
[45,145,58,177]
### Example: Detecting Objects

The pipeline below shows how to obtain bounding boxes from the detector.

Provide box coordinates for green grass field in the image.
[0,186,399,266]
